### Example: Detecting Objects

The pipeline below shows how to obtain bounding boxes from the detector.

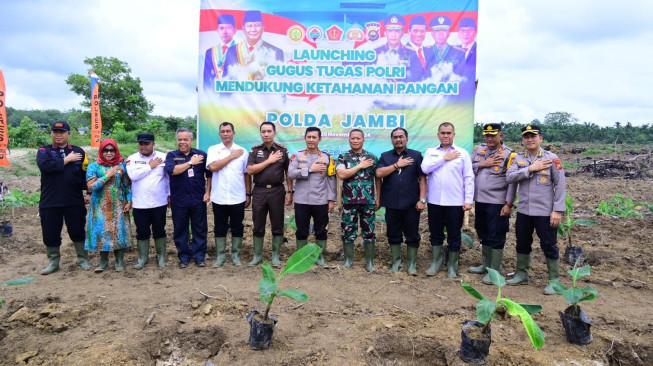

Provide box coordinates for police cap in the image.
[521,125,542,136]
[482,123,502,135]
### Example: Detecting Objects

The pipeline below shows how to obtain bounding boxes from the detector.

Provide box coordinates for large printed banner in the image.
[0,69,9,166]
[198,0,478,155]
[90,71,102,148]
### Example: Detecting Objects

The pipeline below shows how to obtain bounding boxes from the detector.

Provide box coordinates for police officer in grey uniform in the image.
[506,125,566,294]
[288,127,337,267]
[469,124,516,284]
[246,121,293,267]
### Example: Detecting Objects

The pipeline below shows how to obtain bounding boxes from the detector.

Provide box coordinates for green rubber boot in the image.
[426,246,443,276]
[114,249,124,272]
[154,237,167,267]
[543,257,560,295]
[133,239,150,269]
[506,254,531,285]
[212,237,227,267]
[469,245,491,274]
[316,239,328,267]
[388,244,402,273]
[95,251,109,273]
[343,242,354,269]
[296,239,308,251]
[73,241,91,270]
[364,241,376,273]
[231,237,243,266]
[406,246,418,276]
[248,236,264,266]
[271,236,284,268]
[41,246,61,275]
[447,251,460,278]
[482,249,504,284]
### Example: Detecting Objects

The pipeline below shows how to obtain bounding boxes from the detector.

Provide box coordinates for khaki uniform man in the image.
[288,127,337,267]
[469,123,516,284]
[506,125,566,294]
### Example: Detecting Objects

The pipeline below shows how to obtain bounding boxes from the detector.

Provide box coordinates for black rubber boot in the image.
[426,246,443,276]
[41,246,61,275]
[388,244,402,273]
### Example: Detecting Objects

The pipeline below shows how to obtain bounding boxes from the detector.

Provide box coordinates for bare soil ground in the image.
[0,148,652,365]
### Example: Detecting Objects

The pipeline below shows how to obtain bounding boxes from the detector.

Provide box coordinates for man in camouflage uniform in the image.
[506,125,566,294]
[288,127,337,267]
[336,129,381,272]
[469,123,516,284]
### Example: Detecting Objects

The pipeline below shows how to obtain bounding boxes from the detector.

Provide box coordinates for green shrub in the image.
[595,194,651,219]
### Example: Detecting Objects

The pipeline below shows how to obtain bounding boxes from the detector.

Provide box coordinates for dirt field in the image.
[0,148,652,365]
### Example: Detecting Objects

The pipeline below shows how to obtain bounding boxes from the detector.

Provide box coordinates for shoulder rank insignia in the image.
[553,158,563,170]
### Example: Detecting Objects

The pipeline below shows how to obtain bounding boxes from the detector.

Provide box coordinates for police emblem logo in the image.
[306,25,323,42]
[346,26,365,41]
[438,17,445,24]
[480,150,486,154]
[326,25,343,41]
[540,176,547,182]
[493,166,499,172]
[526,125,532,130]
[287,25,305,43]
[365,22,380,41]
[390,16,398,24]
[54,122,63,128]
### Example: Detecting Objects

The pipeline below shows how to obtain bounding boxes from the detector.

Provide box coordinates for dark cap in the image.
[482,123,502,135]
[384,14,405,30]
[429,15,452,30]
[409,15,426,28]
[459,17,477,29]
[217,14,235,27]
[521,125,541,135]
[243,10,262,23]
[51,121,70,131]
[137,133,155,142]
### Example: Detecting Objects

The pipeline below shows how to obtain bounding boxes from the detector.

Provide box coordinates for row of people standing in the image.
[37,120,565,295]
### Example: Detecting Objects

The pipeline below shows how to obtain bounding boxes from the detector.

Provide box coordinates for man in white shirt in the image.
[206,122,251,267]
[126,133,170,269]
[421,122,474,278]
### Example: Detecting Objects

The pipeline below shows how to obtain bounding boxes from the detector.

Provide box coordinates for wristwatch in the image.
[420,198,427,204]
[188,161,193,167]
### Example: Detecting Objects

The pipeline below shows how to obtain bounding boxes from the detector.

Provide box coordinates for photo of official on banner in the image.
[198,0,478,155]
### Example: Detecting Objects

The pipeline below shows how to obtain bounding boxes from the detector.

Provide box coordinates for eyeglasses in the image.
[103,149,116,153]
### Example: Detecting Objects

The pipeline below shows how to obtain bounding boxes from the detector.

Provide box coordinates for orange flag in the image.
[0,69,10,166]
[90,71,102,148]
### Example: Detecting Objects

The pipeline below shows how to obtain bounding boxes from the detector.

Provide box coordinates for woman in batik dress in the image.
[85,139,132,272]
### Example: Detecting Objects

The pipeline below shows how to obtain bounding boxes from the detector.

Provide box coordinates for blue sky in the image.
[1,0,652,126]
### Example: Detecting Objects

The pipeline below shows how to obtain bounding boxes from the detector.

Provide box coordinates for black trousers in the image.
[132,205,167,240]
[427,204,464,252]
[385,206,421,248]
[474,202,509,250]
[294,203,329,240]
[252,185,285,237]
[40,205,86,247]
[212,201,245,237]
[515,212,559,259]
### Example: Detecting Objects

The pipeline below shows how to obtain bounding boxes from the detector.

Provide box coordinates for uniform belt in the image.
[255,183,283,189]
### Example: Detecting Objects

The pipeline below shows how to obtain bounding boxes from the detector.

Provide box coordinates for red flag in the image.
[90,71,102,148]
[0,69,10,166]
